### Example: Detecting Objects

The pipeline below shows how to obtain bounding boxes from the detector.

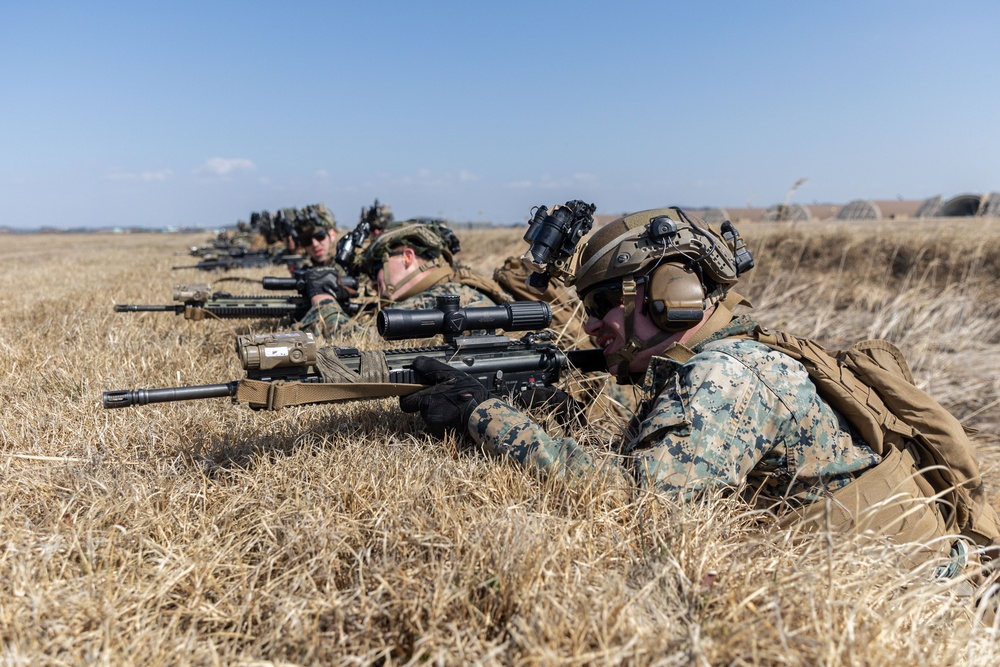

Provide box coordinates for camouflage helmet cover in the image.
[359,220,456,278]
[295,203,337,241]
[572,207,741,299]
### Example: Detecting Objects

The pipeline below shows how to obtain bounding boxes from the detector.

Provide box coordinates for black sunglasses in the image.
[581,280,624,320]
[310,229,329,242]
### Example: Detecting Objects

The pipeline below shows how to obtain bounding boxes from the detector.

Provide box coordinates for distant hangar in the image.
[692,192,999,223]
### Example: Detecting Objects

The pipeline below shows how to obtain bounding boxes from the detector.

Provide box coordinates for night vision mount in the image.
[520,200,597,293]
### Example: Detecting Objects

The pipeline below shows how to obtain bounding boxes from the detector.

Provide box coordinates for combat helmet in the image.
[360,220,460,300]
[295,203,337,243]
[571,207,753,375]
[362,199,395,232]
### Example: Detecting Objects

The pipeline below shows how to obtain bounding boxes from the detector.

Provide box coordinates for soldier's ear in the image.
[402,246,417,266]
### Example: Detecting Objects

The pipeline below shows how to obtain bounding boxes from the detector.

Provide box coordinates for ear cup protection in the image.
[645,262,707,332]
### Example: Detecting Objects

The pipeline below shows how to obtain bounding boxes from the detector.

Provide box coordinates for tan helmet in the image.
[574,208,739,294]
[571,207,753,377]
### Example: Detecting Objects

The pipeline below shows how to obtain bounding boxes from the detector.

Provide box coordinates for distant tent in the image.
[762,203,811,222]
[915,196,943,218]
[701,208,730,224]
[837,200,882,221]
[939,194,983,217]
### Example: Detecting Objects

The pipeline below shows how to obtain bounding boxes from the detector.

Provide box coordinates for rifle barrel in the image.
[262,276,301,291]
[102,382,239,408]
[114,304,184,313]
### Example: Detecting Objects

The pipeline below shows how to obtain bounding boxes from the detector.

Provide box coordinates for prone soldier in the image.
[294,220,510,342]
[399,206,1000,589]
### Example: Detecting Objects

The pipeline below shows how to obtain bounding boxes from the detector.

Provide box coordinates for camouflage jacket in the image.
[304,255,347,271]
[467,315,880,504]
[295,281,499,342]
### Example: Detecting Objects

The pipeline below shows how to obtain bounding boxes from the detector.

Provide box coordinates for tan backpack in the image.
[452,265,514,306]
[492,256,589,345]
[751,329,1000,549]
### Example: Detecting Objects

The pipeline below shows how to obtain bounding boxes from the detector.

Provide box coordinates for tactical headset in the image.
[570,207,753,378]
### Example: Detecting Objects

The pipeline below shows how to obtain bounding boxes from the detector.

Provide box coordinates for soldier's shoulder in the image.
[700,336,774,360]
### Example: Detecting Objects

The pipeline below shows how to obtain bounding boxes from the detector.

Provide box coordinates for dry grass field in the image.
[3,218,1000,665]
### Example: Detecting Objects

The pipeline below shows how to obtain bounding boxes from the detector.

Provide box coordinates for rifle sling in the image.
[236,379,420,410]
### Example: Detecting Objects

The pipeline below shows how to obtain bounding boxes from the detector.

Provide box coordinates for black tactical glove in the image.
[304,268,357,303]
[517,385,587,427]
[399,356,489,438]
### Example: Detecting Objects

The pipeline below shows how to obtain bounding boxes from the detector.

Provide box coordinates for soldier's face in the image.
[583,284,690,376]
[375,247,415,299]
[307,230,333,261]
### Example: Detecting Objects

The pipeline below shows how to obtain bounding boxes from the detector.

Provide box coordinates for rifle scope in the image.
[262,273,358,292]
[377,295,552,340]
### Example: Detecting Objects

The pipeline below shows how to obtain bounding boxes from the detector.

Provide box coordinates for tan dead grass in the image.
[2,220,1000,665]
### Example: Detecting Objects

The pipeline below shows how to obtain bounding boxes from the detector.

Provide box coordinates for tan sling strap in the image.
[660,290,752,364]
[316,348,392,383]
[235,378,419,410]
[235,347,421,410]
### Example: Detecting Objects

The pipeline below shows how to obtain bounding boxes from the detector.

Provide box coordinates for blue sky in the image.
[2,1,998,229]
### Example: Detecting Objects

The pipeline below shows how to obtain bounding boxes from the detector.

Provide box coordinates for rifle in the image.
[102,296,607,410]
[114,271,362,322]
[113,284,311,322]
[172,248,306,271]
[186,241,233,258]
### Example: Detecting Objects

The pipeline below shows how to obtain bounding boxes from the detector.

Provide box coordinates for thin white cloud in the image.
[370,168,483,189]
[504,173,598,190]
[105,169,173,182]
[195,157,256,176]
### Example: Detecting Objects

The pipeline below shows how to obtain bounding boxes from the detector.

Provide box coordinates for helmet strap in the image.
[604,277,673,383]
[380,257,452,303]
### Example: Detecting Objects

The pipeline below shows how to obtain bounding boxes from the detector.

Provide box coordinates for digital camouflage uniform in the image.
[467,314,880,504]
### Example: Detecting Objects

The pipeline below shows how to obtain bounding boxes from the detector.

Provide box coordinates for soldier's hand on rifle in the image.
[399,356,488,438]
[304,268,356,306]
[516,385,587,427]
